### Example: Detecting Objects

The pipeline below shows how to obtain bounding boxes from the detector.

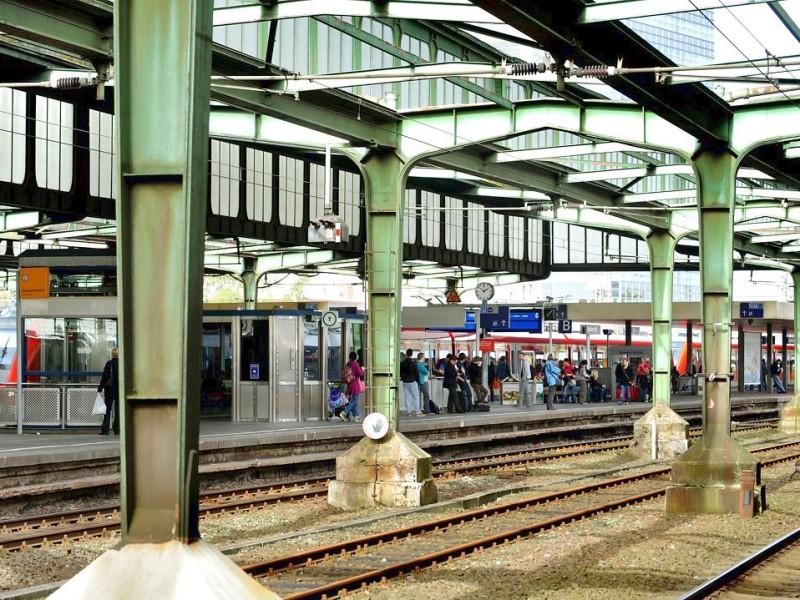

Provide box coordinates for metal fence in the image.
[0,384,104,428]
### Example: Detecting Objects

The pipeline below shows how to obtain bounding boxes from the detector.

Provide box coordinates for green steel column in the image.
[647,231,677,408]
[779,271,800,432]
[666,146,762,514]
[361,150,406,430]
[696,148,735,439]
[115,0,212,542]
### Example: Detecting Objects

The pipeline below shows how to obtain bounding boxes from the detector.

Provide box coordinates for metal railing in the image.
[1,383,104,428]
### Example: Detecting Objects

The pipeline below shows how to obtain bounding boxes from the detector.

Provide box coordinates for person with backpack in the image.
[340,352,364,422]
[400,349,422,416]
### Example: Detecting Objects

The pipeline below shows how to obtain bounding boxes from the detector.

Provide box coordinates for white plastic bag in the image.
[92,392,106,415]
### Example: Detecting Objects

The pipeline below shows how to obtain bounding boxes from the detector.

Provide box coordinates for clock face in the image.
[475,282,495,301]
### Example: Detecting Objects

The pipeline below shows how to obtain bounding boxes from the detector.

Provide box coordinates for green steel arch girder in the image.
[398,99,698,161]
[732,101,800,156]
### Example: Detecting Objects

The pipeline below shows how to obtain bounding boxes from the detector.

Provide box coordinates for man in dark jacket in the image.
[615,357,635,405]
[443,354,465,413]
[468,356,488,404]
[456,353,473,411]
[98,347,119,435]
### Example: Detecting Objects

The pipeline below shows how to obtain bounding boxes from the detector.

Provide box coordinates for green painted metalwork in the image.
[695,148,737,439]
[314,15,514,109]
[0,0,111,60]
[399,100,696,161]
[361,150,408,430]
[114,0,213,543]
[646,231,677,408]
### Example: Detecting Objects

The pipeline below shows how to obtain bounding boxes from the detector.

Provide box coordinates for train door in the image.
[201,320,232,419]
[238,317,270,421]
[272,316,299,422]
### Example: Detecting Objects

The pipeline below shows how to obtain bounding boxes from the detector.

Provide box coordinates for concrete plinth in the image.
[50,540,280,599]
[328,430,438,509]
[779,400,800,434]
[665,435,765,515]
[632,406,689,460]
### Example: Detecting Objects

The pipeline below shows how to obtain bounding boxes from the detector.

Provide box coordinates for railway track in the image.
[0,424,780,552]
[245,451,800,599]
[0,437,635,551]
[681,526,800,599]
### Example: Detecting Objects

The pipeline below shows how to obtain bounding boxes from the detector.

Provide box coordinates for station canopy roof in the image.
[2,1,800,287]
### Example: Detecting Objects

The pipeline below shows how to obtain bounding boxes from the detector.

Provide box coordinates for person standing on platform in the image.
[543,353,560,411]
[400,349,423,416]
[496,355,510,381]
[341,352,364,422]
[468,356,488,404]
[516,351,533,408]
[615,357,635,405]
[443,354,464,413]
[636,357,652,402]
[416,352,432,414]
[760,358,768,391]
[576,359,590,404]
[456,353,473,411]
[771,358,787,393]
[488,357,497,403]
[97,347,119,436]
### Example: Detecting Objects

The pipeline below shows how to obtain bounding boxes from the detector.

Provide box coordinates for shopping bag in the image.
[92,392,106,415]
[357,379,365,394]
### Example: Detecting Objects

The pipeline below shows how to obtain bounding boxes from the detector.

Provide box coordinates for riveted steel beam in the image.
[210,85,399,148]
[114,0,212,543]
[400,99,697,161]
[360,150,408,430]
[471,0,733,145]
[579,0,773,24]
[213,0,501,26]
[0,0,112,61]
[647,231,678,408]
[314,15,514,109]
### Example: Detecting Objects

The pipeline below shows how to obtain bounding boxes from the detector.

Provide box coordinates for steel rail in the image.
[0,426,782,551]
[680,526,800,600]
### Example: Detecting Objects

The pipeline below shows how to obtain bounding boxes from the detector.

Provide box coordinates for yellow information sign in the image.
[19,267,50,299]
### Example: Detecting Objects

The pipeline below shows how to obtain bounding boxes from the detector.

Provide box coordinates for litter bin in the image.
[534,381,544,404]
[501,378,518,405]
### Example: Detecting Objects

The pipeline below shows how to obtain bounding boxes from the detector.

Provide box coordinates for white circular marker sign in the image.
[320,310,339,327]
[363,412,390,440]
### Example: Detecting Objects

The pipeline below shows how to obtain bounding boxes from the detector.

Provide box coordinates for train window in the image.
[303,321,320,381]
[23,317,117,383]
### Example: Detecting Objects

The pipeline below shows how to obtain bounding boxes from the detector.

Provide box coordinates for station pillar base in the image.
[665,436,765,516]
[50,539,280,599]
[328,430,437,509]
[778,399,800,434]
[632,406,689,460]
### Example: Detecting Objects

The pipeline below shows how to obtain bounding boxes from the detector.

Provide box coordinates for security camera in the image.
[747,318,753,326]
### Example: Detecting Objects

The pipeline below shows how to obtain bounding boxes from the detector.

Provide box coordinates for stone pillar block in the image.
[328,430,438,509]
[632,406,689,459]
[779,401,800,434]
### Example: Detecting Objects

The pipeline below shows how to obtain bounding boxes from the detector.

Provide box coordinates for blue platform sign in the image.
[740,302,764,318]
[481,305,510,330]
[464,308,542,332]
[507,309,543,333]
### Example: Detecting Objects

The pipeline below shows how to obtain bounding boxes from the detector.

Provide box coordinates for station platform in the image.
[0,392,787,473]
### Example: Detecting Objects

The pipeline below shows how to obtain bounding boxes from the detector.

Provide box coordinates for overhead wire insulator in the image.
[53,76,95,90]
[581,65,610,79]
[508,62,548,76]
